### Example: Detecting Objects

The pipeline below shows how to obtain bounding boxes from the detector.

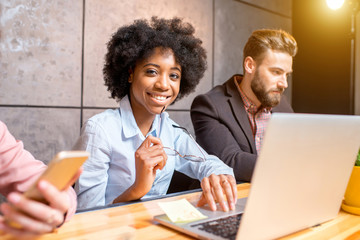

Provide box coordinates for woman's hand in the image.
[133,135,167,194]
[197,174,237,212]
[113,135,167,203]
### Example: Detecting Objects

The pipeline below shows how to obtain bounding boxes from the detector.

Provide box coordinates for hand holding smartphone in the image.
[3,151,89,231]
[24,150,89,204]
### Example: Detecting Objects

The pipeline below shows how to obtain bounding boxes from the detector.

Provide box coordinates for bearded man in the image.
[191,29,298,182]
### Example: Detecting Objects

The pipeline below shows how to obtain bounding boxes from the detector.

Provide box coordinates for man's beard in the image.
[251,70,284,108]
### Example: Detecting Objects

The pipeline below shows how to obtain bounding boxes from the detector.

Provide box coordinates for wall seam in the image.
[80,0,86,129]
[212,0,215,88]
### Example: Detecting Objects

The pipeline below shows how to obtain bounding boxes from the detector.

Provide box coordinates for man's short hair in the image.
[243,29,298,64]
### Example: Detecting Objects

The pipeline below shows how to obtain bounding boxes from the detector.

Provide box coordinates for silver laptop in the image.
[154,113,360,240]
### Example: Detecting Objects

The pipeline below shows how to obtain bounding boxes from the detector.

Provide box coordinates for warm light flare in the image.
[326,0,345,10]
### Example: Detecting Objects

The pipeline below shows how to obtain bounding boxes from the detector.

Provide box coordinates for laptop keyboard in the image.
[191,213,243,240]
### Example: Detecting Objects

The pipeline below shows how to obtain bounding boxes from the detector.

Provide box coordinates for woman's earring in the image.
[128,74,133,83]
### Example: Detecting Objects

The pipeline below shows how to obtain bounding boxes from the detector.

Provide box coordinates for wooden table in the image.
[3,183,360,239]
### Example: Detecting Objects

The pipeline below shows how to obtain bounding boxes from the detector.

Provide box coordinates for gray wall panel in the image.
[0,0,83,106]
[0,107,80,164]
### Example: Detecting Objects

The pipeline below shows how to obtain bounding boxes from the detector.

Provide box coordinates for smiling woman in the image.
[73,17,237,213]
[129,48,181,136]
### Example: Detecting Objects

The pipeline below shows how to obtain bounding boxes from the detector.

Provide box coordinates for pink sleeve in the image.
[0,121,77,220]
[0,121,46,196]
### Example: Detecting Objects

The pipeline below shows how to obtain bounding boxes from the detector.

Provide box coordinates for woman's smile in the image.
[148,93,171,103]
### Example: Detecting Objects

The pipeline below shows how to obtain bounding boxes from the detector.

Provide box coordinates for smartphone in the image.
[24,150,89,204]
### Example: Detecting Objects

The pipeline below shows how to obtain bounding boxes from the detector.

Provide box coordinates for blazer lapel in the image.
[225,76,257,153]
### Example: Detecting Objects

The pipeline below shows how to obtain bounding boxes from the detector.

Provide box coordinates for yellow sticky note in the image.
[158,199,208,223]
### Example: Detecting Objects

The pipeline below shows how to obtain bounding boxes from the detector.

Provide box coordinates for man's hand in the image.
[0,181,73,238]
[197,174,237,212]
[0,169,81,238]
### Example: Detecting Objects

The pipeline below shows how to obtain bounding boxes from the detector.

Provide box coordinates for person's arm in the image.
[0,122,46,195]
[73,120,111,209]
[191,94,257,182]
[172,124,237,212]
[0,121,78,237]
[112,135,167,203]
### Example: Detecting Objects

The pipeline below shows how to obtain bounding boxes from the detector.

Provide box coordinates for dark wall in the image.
[292,0,352,114]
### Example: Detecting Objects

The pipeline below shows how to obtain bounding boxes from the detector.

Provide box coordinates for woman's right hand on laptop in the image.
[197,174,237,212]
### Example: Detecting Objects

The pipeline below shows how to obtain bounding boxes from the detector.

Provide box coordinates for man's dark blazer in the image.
[190,74,294,182]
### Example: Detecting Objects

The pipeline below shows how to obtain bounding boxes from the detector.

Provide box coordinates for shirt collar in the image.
[119,96,160,138]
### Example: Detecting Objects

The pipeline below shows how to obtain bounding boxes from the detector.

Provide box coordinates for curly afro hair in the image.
[103,17,207,103]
